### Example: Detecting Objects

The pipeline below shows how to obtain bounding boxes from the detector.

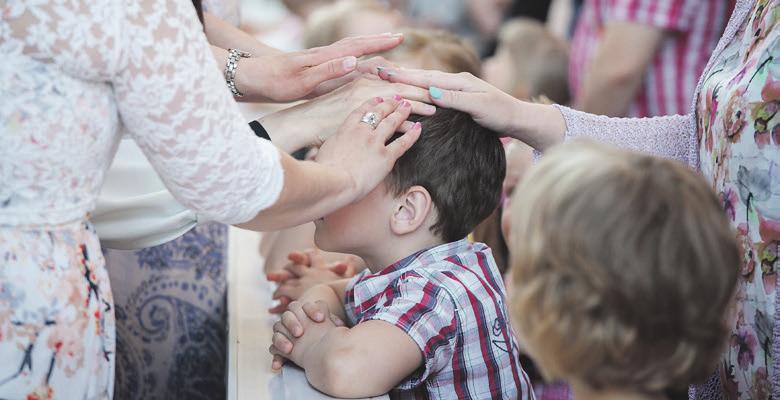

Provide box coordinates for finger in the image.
[314,301,331,323]
[378,67,476,92]
[303,248,324,269]
[359,56,400,75]
[302,302,326,322]
[301,34,404,66]
[281,309,304,337]
[425,86,486,117]
[391,84,436,105]
[271,354,286,371]
[284,262,309,278]
[345,96,385,125]
[328,262,349,276]
[375,100,413,142]
[301,56,357,90]
[409,100,436,116]
[272,282,300,301]
[385,121,422,160]
[266,270,293,282]
[331,313,346,327]
[268,295,291,314]
[272,332,294,354]
[287,251,310,266]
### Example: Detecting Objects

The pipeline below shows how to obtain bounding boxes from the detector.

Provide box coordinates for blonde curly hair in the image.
[508,140,739,392]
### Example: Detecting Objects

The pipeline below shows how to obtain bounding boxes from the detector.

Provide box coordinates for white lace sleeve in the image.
[111,0,283,225]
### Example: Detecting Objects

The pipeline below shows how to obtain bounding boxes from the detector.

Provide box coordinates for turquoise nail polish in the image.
[429,86,443,100]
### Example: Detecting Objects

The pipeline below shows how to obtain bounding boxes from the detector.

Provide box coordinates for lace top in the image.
[0,0,284,227]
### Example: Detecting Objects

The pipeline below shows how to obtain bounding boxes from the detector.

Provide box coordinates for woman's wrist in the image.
[258,108,311,154]
[509,100,567,152]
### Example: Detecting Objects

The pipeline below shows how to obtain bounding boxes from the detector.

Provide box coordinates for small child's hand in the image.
[269,300,345,370]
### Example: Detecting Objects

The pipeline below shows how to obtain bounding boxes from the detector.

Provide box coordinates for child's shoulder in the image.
[394,241,505,297]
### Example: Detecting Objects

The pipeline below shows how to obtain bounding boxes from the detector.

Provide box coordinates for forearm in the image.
[573,65,646,117]
[204,12,279,56]
[573,22,666,117]
[211,46,277,103]
[301,327,399,398]
[554,105,698,166]
[508,101,568,152]
[256,102,322,154]
[236,152,357,231]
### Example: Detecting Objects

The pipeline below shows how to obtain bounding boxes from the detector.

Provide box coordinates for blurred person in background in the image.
[303,0,404,48]
[570,0,732,117]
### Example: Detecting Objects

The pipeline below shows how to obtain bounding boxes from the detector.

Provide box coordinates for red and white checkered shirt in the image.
[569,0,731,117]
[344,240,534,400]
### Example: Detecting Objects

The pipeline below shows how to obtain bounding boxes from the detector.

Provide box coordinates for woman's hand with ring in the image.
[315,96,422,200]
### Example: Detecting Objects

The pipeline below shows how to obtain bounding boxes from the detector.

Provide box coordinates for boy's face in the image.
[314,183,397,257]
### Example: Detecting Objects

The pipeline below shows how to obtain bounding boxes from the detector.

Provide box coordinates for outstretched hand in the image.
[243,34,405,102]
[374,67,566,151]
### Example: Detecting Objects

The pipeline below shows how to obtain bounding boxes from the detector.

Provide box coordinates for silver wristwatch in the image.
[224,48,251,97]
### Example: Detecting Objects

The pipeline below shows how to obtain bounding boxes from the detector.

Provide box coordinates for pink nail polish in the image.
[375,96,384,103]
[402,100,411,107]
[414,122,422,129]
[393,94,402,101]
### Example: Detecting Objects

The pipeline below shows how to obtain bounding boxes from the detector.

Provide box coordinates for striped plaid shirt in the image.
[344,240,534,400]
[569,0,731,117]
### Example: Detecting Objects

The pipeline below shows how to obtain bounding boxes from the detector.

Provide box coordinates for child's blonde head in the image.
[508,140,738,393]
[491,18,569,103]
[303,0,401,48]
[380,28,481,75]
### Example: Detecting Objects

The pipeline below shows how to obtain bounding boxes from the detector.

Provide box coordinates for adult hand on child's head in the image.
[315,96,423,200]
[245,34,405,102]
[308,56,402,98]
[270,300,343,370]
[375,67,565,151]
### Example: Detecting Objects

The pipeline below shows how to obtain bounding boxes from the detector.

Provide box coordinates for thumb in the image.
[328,263,349,276]
[302,56,357,90]
[287,251,310,266]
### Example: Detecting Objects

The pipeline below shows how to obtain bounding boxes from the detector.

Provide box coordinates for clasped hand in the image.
[269,300,342,370]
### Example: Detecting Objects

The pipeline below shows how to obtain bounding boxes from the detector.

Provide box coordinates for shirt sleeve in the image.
[360,274,459,389]
[554,105,699,168]
[607,0,698,31]
[111,0,284,225]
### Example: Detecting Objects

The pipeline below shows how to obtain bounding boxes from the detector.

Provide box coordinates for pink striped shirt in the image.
[569,0,731,117]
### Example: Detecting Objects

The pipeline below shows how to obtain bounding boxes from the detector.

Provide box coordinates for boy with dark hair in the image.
[269,108,533,399]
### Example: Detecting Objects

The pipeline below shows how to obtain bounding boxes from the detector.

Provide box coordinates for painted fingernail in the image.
[424,104,437,113]
[429,86,443,100]
[402,100,411,107]
[375,96,384,103]
[414,122,422,129]
[393,94,402,101]
[342,56,357,71]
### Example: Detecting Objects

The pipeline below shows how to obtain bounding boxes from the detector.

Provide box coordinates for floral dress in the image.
[0,1,283,398]
[697,0,780,398]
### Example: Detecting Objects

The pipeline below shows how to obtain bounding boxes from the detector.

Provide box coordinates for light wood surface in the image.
[226,227,388,400]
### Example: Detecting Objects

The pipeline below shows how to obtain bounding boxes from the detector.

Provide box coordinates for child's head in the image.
[303,0,403,48]
[314,109,506,263]
[483,18,570,104]
[379,29,482,75]
[508,140,739,394]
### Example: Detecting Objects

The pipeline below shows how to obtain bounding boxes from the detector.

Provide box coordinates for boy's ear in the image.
[390,185,433,236]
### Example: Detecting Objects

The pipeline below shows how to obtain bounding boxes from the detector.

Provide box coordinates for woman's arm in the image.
[204,12,279,56]
[379,68,698,166]
[114,0,420,230]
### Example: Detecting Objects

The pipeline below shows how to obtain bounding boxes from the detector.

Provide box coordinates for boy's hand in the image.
[270,300,345,370]
[267,249,359,314]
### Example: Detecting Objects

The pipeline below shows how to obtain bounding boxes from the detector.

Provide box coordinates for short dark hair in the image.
[386,108,506,242]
